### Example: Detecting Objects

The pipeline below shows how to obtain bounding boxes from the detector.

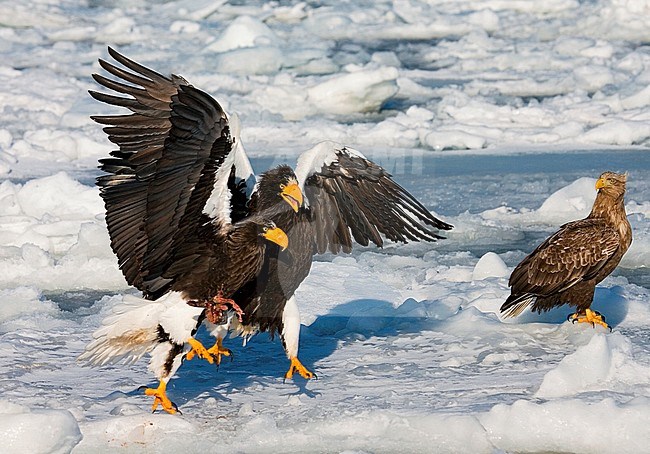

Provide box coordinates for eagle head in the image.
[259,220,289,251]
[595,171,627,196]
[258,165,304,213]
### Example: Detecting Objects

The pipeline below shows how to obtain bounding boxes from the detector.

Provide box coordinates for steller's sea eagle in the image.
[81,47,452,413]
[500,172,632,330]
[206,141,453,380]
[79,48,291,413]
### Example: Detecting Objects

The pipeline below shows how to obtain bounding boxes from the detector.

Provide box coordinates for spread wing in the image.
[508,218,621,297]
[294,141,453,254]
[91,47,252,298]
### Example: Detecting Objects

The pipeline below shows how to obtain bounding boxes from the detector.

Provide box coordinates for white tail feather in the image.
[78,292,202,367]
[79,295,167,366]
[502,295,536,318]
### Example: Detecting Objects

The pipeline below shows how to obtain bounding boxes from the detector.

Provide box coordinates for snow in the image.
[0,400,81,454]
[1,0,650,452]
[206,15,278,53]
[481,398,650,454]
[472,252,509,281]
[536,332,650,399]
[306,67,400,116]
[537,177,597,216]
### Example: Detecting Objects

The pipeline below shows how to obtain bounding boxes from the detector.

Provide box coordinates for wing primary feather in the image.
[300,143,451,254]
[106,46,175,85]
[98,58,158,89]
[92,48,237,299]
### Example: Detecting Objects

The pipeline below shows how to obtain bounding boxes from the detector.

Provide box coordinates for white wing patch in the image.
[230,112,257,200]
[294,140,366,193]
[202,145,236,224]
[202,113,257,223]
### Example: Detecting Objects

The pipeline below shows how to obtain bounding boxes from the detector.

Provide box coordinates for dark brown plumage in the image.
[500,172,632,329]
[85,47,290,413]
[229,150,453,379]
[86,47,453,390]
[92,47,290,306]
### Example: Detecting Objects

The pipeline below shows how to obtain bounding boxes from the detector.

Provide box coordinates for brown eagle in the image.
[500,172,632,330]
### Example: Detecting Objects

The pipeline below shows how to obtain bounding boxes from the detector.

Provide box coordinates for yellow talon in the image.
[569,308,611,331]
[206,338,232,365]
[285,356,316,380]
[186,338,214,363]
[144,381,177,414]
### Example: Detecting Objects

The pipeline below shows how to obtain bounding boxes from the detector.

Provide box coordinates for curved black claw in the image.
[209,348,234,368]
[283,373,318,384]
[151,401,181,415]
[588,309,612,331]
[567,313,575,323]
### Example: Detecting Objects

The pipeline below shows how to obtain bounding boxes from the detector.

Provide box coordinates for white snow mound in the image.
[0,400,81,454]
[472,252,509,280]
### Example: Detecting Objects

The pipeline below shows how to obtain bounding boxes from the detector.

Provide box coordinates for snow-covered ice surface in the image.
[1,0,650,452]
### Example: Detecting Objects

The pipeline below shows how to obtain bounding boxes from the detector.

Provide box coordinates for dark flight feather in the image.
[92,48,454,369]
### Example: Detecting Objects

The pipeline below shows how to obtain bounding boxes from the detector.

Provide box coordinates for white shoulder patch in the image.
[202,141,236,224]
[230,113,256,197]
[202,113,257,223]
[294,140,366,190]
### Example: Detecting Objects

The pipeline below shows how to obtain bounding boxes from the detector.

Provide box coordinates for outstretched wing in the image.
[294,141,453,254]
[508,218,621,297]
[91,47,248,298]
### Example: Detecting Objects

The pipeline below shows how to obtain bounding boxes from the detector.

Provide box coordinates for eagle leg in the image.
[144,380,179,414]
[206,337,233,365]
[185,337,215,364]
[284,356,317,381]
[186,337,233,365]
[568,308,612,332]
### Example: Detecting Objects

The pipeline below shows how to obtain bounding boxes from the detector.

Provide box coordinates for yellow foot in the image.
[206,338,233,366]
[285,356,316,380]
[186,338,232,365]
[185,338,214,364]
[568,308,612,331]
[144,381,178,414]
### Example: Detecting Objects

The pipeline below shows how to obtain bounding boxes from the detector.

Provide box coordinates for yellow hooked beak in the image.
[263,226,289,251]
[281,181,303,213]
[595,177,608,190]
